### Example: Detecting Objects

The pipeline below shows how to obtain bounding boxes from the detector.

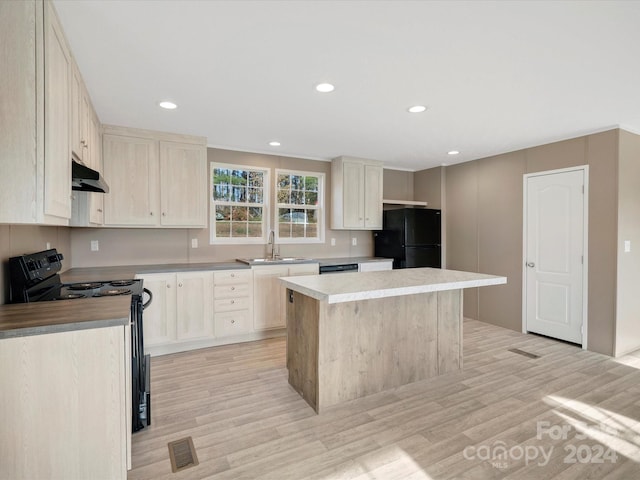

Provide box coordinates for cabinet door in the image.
[103,134,159,225]
[358,260,392,272]
[288,263,319,276]
[138,273,176,347]
[342,161,365,229]
[176,272,213,340]
[253,266,289,330]
[159,141,207,227]
[43,1,71,220]
[70,69,83,161]
[364,164,383,229]
[88,115,103,224]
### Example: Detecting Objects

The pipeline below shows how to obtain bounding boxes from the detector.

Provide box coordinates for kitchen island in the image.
[280,267,506,413]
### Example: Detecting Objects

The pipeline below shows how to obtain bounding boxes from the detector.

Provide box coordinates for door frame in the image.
[522,165,589,349]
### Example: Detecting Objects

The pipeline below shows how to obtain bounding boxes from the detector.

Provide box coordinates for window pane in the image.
[248,171,263,187]
[279,223,291,238]
[305,176,318,192]
[292,224,305,238]
[307,210,317,224]
[291,175,303,190]
[277,174,290,189]
[213,184,230,201]
[215,205,230,221]
[290,190,304,205]
[248,223,262,237]
[216,221,230,237]
[277,189,290,204]
[305,192,318,205]
[231,222,247,236]
[214,168,230,184]
[231,170,247,186]
[248,187,263,203]
[292,209,307,223]
[231,206,248,221]
[306,224,318,237]
[248,207,262,222]
[231,186,246,202]
[279,208,291,220]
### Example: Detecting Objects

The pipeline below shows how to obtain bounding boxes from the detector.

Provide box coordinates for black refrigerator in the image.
[374,208,441,269]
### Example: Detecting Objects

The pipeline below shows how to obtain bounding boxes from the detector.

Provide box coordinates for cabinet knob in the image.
[231,273,235,277]
[231,319,235,324]
[230,300,235,304]
[359,217,363,220]
[162,212,166,217]
[167,284,171,288]
[97,208,103,213]
[231,286,235,291]
[178,283,183,287]
[150,212,154,216]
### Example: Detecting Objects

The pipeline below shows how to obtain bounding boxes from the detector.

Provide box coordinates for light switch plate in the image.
[90,240,99,252]
[624,240,631,252]
[331,238,336,246]
[191,238,198,248]
[352,237,357,246]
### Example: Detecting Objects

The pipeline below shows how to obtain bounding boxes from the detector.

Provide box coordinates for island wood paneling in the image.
[287,289,464,412]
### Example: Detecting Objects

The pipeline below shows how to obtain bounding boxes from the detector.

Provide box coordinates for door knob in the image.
[526,262,535,268]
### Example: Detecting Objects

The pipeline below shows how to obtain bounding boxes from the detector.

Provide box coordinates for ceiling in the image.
[53,0,640,171]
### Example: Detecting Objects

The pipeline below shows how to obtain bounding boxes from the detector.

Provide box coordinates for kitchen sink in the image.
[237,257,313,264]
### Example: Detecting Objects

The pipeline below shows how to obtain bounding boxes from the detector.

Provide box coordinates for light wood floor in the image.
[129,319,640,479]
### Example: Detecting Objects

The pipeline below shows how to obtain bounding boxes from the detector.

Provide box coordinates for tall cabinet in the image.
[330,156,383,230]
[0,0,73,224]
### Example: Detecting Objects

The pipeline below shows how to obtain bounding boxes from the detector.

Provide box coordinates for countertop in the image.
[0,296,131,339]
[60,257,389,283]
[280,267,507,304]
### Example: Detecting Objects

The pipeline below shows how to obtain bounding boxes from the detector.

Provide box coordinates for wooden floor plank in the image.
[128,319,640,479]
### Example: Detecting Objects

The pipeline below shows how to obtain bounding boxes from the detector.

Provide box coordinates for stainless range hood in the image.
[72,160,109,193]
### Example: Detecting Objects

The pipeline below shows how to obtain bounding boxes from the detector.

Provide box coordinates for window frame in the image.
[274,168,325,245]
[210,162,270,245]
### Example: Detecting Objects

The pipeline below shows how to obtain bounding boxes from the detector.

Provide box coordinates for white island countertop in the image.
[280,267,507,304]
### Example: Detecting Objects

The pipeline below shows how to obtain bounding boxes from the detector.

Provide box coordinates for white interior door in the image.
[524,168,586,344]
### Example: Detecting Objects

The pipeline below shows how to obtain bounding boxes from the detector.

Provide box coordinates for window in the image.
[275,169,324,243]
[210,164,269,244]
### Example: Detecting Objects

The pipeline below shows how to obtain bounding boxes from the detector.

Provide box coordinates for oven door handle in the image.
[142,288,153,310]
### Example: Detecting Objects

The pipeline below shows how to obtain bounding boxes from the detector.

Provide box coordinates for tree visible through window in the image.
[211,164,268,243]
[276,170,324,243]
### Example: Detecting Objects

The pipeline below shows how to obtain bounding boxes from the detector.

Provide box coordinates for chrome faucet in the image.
[267,230,279,259]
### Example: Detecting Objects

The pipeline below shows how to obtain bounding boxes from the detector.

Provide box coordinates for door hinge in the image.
[582,185,585,194]
[581,255,583,264]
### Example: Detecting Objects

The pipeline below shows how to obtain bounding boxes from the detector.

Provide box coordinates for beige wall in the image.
[414,167,443,209]
[0,225,71,304]
[383,169,413,201]
[71,148,375,268]
[615,130,640,356]
[429,129,623,355]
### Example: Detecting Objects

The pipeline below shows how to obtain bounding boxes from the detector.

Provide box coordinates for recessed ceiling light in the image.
[159,101,177,110]
[269,141,281,147]
[407,105,427,113]
[448,150,460,155]
[315,83,335,93]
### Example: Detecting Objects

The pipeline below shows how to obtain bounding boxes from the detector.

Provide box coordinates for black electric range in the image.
[8,249,152,433]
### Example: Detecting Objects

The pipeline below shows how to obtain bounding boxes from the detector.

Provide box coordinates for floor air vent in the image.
[168,436,199,473]
[508,348,540,359]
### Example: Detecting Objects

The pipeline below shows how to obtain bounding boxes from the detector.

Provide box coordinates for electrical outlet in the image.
[90,240,99,252]
[624,240,631,253]
[331,238,336,246]
[191,238,198,248]
[351,237,357,246]
[46,242,51,250]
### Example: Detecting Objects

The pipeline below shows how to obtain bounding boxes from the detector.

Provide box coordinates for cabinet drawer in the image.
[213,270,252,285]
[214,283,250,299]
[215,310,251,337]
[214,297,251,312]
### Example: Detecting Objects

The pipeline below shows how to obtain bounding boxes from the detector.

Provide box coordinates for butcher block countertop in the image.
[280,267,507,304]
[0,296,131,339]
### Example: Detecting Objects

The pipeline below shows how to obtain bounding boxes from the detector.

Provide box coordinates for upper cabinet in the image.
[0,0,73,224]
[102,126,207,228]
[330,156,383,230]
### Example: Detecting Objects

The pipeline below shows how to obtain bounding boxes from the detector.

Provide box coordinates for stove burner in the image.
[93,288,132,297]
[55,293,85,300]
[67,282,104,290]
[110,280,135,287]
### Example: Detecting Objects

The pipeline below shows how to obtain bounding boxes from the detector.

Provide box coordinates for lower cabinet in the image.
[0,325,131,479]
[213,270,253,337]
[253,263,319,331]
[358,260,393,272]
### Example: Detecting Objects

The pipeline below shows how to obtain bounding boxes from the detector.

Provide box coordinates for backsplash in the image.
[0,225,71,304]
